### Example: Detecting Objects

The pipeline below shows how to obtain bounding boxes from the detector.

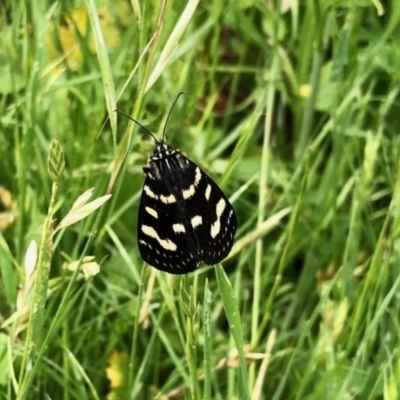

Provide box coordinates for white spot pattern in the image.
[182,167,202,199]
[145,207,158,219]
[144,185,176,204]
[173,223,186,233]
[160,194,177,204]
[141,225,177,251]
[205,184,211,200]
[191,215,202,228]
[144,185,157,199]
[211,199,226,238]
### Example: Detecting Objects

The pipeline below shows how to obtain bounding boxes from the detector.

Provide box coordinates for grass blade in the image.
[215,265,250,400]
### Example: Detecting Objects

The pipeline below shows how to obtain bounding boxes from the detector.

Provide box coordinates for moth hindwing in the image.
[137,141,237,274]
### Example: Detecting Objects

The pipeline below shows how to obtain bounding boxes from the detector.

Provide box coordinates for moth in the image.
[117,94,237,274]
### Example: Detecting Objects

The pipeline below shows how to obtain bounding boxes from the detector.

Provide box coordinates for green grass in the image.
[1,0,400,399]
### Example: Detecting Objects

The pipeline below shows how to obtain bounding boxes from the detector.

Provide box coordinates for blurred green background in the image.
[1,0,400,399]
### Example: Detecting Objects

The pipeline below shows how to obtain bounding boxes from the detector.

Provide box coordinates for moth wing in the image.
[183,160,237,265]
[137,174,200,274]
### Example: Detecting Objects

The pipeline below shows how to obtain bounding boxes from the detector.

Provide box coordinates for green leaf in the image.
[55,189,111,232]
[215,265,250,400]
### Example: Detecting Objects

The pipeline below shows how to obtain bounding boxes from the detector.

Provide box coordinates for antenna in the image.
[114,109,159,143]
[162,92,186,142]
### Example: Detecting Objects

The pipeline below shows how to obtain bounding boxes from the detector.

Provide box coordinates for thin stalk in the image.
[203,281,212,400]
[17,180,58,399]
[265,152,310,325]
[106,0,167,194]
[249,56,278,386]
[188,314,199,400]
[296,49,323,159]
[127,265,146,397]
[296,1,324,159]
[180,276,200,399]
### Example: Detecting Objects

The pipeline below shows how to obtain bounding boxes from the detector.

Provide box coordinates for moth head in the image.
[152,142,176,161]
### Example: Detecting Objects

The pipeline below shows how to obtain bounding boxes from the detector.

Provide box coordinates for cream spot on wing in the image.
[183,167,202,199]
[191,215,202,228]
[142,225,177,251]
[160,194,177,204]
[211,221,220,238]
[145,207,158,219]
[144,185,158,199]
[173,223,186,233]
[211,199,226,238]
[183,186,195,200]
[205,184,211,200]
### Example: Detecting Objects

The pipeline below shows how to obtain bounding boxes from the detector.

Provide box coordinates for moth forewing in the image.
[137,143,237,274]
[116,95,237,275]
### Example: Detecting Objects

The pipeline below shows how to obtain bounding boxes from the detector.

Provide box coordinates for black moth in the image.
[117,94,237,274]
